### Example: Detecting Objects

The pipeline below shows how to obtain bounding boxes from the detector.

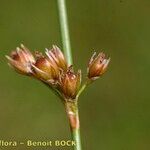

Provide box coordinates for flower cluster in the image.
[6,44,110,100]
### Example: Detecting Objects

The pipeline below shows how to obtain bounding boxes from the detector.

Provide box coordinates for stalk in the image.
[64,101,82,150]
[57,0,82,149]
[77,79,92,99]
[57,0,73,65]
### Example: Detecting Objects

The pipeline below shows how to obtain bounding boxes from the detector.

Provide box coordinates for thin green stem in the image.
[71,106,82,150]
[57,1,81,149]
[77,79,92,99]
[64,101,82,150]
[72,128,82,150]
[57,0,73,65]
[77,83,87,99]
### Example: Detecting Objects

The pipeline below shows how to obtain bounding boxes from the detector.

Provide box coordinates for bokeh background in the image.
[0,0,150,149]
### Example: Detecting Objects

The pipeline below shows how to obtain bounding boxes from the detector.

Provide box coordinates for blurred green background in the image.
[0,0,150,149]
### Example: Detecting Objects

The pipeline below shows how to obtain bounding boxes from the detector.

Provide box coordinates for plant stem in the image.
[64,101,82,150]
[77,83,87,99]
[57,0,73,65]
[77,79,92,99]
[72,109,82,150]
[57,1,81,149]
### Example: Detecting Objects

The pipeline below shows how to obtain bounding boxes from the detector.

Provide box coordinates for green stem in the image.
[77,83,87,99]
[72,129,81,150]
[72,110,82,150]
[57,0,73,65]
[57,1,81,149]
[64,101,82,150]
[77,79,92,99]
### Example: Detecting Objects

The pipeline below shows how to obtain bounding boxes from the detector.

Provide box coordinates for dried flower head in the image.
[88,52,110,80]
[32,55,60,82]
[46,45,67,71]
[6,44,35,75]
[32,46,68,83]
[59,66,81,99]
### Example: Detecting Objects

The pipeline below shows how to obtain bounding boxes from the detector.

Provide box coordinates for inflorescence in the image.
[6,44,110,101]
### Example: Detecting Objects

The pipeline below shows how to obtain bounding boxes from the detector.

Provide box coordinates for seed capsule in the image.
[88,52,110,80]
[6,44,35,75]
[46,45,67,70]
[32,55,60,81]
[59,66,81,99]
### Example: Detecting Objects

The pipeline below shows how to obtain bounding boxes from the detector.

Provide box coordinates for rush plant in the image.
[6,0,110,150]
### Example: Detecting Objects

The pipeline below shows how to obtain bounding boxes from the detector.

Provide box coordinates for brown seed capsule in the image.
[59,66,81,99]
[88,52,110,80]
[45,45,67,71]
[32,55,60,81]
[6,44,35,75]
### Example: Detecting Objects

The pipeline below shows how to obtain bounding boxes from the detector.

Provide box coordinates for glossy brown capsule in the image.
[32,55,60,81]
[59,66,81,99]
[88,52,110,80]
[6,44,35,75]
[45,45,67,71]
